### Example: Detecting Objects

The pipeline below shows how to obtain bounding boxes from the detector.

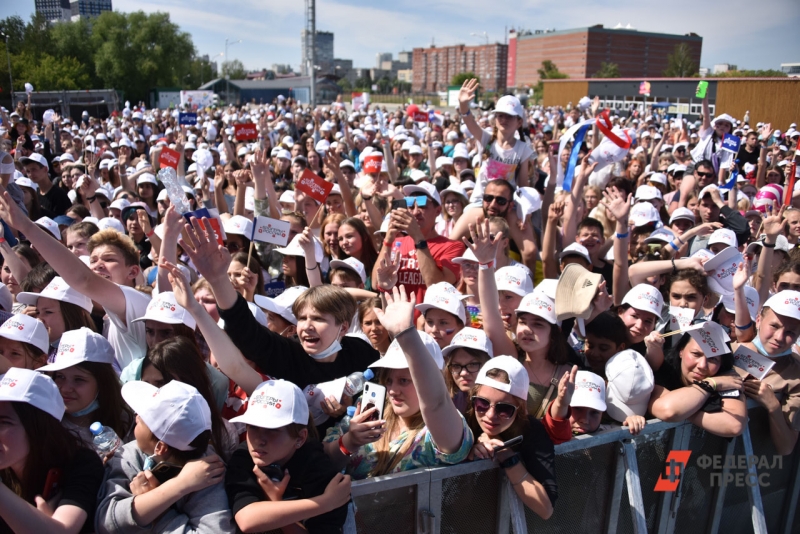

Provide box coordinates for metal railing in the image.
[348,402,800,533]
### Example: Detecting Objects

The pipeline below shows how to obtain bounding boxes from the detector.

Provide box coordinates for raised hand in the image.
[0,187,33,232]
[732,261,750,290]
[458,79,479,111]
[162,260,200,314]
[179,216,232,283]
[762,204,786,239]
[374,252,400,291]
[463,218,501,265]
[601,187,632,222]
[548,201,565,223]
[373,285,416,337]
[252,148,271,185]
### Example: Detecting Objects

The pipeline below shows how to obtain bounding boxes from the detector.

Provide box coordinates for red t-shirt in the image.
[394,235,465,303]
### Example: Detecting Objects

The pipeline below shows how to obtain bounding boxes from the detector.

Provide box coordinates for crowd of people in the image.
[0,78,797,533]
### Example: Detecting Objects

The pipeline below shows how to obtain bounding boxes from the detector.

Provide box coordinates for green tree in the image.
[377,76,391,94]
[221,59,246,80]
[14,52,89,91]
[663,43,698,77]
[533,60,568,102]
[713,69,787,78]
[91,11,195,102]
[451,72,479,87]
[50,18,100,87]
[337,77,352,93]
[593,61,620,78]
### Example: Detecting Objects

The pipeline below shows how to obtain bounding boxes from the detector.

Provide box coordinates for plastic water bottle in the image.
[90,422,121,458]
[390,241,402,263]
[158,167,192,214]
[340,406,357,434]
[344,369,374,398]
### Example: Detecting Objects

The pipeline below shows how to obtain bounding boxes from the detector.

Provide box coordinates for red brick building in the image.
[412,43,508,93]
[508,25,702,88]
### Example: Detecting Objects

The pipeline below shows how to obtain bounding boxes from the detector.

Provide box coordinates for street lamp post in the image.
[224,38,242,104]
[0,33,12,109]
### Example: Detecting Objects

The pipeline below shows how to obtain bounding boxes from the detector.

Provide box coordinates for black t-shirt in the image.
[517,415,559,507]
[654,357,725,413]
[0,447,104,534]
[38,185,72,217]
[736,146,759,171]
[592,260,614,296]
[226,441,348,534]
[219,294,380,389]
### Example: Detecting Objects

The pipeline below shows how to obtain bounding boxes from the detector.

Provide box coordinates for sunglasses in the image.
[696,171,714,178]
[448,362,482,374]
[471,396,517,420]
[403,196,428,208]
[483,194,509,206]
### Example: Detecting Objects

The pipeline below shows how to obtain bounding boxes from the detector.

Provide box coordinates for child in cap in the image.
[442,327,494,413]
[0,368,105,533]
[96,380,233,533]
[416,281,466,348]
[466,356,557,520]
[614,283,663,349]
[226,380,351,532]
[329,257,366,289]
[649,323,746,438]
[0,313,49,372]
[254,285,307,338]
[582,312,630,375]
[39,327,133,446]
[734,290,800,454]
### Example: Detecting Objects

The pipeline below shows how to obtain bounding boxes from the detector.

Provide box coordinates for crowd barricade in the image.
[346,401,800,534]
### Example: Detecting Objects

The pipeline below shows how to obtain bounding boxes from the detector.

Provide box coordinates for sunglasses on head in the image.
[471,396,517,420]
[483,194,509,206]
[403,196,428,208]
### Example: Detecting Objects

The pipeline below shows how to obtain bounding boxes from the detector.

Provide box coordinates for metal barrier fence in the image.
[348,402,800,534]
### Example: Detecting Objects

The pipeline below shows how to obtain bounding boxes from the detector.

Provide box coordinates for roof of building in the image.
[198,77,313,91]
[516,24,702,42]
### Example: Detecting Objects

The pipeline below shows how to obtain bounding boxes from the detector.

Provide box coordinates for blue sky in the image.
[2,0,798,73]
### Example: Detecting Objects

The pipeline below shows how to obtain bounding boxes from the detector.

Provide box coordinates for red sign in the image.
[406,104,428,123]
[363,154,383,174]
[159,147,180,169]
[234,123,258,141]
[295,169,333,203]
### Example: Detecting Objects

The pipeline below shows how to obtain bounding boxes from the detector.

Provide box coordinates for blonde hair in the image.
[292,285,356,326]
[370,369,425,476]
[591,204,615,239]
[88,229,139,267]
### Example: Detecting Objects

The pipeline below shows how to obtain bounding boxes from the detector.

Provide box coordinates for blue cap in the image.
[90,421,104,435]
[53,215,75,226]
[364,369,375,381]
[346,406,357,417]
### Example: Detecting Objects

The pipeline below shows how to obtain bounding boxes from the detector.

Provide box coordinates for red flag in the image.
[295,169,333,203]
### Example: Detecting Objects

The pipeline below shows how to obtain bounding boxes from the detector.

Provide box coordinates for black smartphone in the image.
[260,463,284,482]
[391,198,406,211]
[493,435,523,452]
[150,461,183,484]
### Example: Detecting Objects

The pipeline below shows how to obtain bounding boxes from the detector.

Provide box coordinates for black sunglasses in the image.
[696,171,714,178]
[471,396,517,420]
[482,194,510,206]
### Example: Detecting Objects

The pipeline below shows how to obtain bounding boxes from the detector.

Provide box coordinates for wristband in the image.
[616,232,629,239]
[382,240,392,249]
[479,261,494,271]
[87,195,97,202]
[307,262,319,271]
[0,237,5,244]
[145,229,155,238]
[512,472,530,486]
[669,241,680,251]
[361,195,372,201]
[499,453,521,469]
[693,379,715,394]
[461,108,471,117]
[735,321,753,330]
[676,235,685,244]
[338,435,352,457]
[762,241,776,248]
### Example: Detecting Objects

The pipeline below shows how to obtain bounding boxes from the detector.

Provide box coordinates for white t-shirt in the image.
[103,285,151,371]
[469,129,535,204]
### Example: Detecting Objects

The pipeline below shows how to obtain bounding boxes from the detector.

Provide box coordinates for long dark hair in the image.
[143,337,228,459]
[231,251,265,296]
[60,301,98,333]
[340,217,379,275]
[285,254,309,288]
[666,332,734,387]
[0,402,79,503]
[75,361,133,438]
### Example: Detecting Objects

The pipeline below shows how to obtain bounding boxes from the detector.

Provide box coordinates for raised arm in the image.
[467,219,517,356]
[165,261,264,395]
[323,151,357,218]
[179,216,240,310]
[0,186,129,320]
[156,206,183,292]
[629,257,704,288]
[0,240,31,289]
[375,286,466,453]
[541,202,563,280]
[382,137,399,183]
[298,227,323,288]
[457,79,485,143]
[602,188,632,304]
[252,147,280,219]
[754,206,784,303]
[731,262,756,342]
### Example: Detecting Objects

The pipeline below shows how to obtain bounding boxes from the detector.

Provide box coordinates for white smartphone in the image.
[362,382,386,422]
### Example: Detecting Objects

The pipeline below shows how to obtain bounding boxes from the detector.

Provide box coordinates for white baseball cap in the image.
[643,227,675,245]
[402,181,441,205]
[109,198,131,212]
[131,291,197,330]
[20,153,49,169]
[568,371,606,413]
[0,314,50,354]
[621,284,664,317]
[98,217,125,234]
[39,327,116,371]
[441,327,494,358]
[16,276,93,313]
[230,379,309,429]
[515,287,557,324]
[559,243,591,265]
[495,95,524,118]
[329,257,367,283]
[495,265,534,297]
[648,173,668,186]
[604,349,654,422]
[274,233,324,264]
[415,282,467,324]
[14,177,38,191]
[369,330,444,370]
[408,145,423,155]
[0,368,64,420]
[630,202,660,227]
[36,216,61,240]
[122,380,212,451]
[708,228,737,248]
[254,286,308,325]
[474,355,529,400]
[223,215,253,238]
[452,248,479,265]
[669,207,696,225]
[763,291,800,321]
[721,285,759,321]
[137,173,158,186]
[635,185,662,201]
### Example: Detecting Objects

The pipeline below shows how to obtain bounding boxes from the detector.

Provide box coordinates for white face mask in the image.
[308,325,343,360]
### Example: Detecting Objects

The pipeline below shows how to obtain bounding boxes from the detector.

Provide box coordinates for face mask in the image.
[308,325,343,360]
[142,454,157,472]
[752,335,792,358]
[68,394,99,417]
